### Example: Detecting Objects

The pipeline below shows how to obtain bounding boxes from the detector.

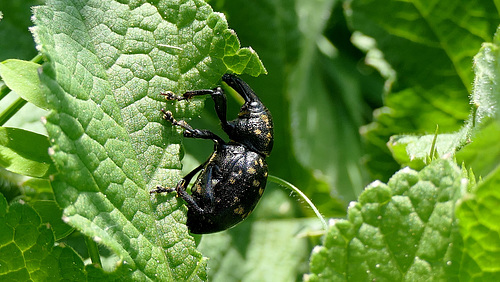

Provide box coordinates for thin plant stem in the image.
[0,97,27,126]
[268,175,328,231]
[85,235,102,268]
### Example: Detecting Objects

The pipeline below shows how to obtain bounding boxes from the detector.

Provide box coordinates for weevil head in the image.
[222,75,274,156]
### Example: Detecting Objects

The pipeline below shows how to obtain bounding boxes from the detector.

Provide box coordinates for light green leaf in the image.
[0,59,48,109]
[307,159,466,281]
[0,193,86,281]
[456,121,500,178]
[0,126,56,178]
[32,0,265,280]
[456,163,500,279]
[222,30,267,76]
[387,132,461,170]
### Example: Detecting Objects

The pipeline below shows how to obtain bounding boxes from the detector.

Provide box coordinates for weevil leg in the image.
[150,161,207,214]
[161,109,225,144]
[182,87,230,130]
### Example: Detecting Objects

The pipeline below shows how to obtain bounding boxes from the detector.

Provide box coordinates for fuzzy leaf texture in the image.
[306,159,467,281]
[32,0,265,280]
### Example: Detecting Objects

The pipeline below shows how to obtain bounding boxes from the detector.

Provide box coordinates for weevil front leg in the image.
[161,109,225,144]
[162,87,231,132]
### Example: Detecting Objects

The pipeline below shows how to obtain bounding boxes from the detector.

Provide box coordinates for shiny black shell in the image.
[187,144,268,233]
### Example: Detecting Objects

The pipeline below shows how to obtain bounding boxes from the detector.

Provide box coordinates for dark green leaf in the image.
[0,1,41,61]
[0,193,86,280]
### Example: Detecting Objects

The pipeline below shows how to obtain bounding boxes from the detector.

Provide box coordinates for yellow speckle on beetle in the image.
[234,206,245,215]
[254,129,262,135]
[261,114,269,124]
[229,177,236,184]
[259,187,264,196]
[253,180,260,187]
[247,167,256,174]
[195,184,202,193]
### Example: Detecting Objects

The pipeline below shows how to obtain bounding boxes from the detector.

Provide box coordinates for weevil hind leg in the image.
[151,161,207,214]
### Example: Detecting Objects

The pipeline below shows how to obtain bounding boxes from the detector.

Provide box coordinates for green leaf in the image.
[387,132,461,170]
[31,200,73,240]
[32,0,265,280]
[456,121,500,178]
[388,24,500,170]
[456,164,500,279]
[0,59,48,110]
[307,159,466,281]
[222,30,267,76]
[0,193,86,280]
[0,126,56,178]
[348,0,500,179]
[199,218,312,281]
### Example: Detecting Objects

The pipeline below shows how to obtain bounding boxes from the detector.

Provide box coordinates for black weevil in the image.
[151,74,274,234]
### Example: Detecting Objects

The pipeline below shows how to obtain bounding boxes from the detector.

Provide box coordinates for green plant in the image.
[1,0,499,281]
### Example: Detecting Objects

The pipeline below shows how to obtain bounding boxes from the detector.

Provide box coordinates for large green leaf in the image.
[288,0,370,202]
[307,159,467,281]
[32,0,265,280]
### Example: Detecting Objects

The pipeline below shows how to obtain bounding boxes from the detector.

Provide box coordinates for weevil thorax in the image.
[228,100,274,156]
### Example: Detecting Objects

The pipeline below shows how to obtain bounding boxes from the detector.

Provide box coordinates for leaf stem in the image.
[85,235,102,268]
[268,175,328,231]
[0,82,10,101]
[429,124,439,160]
[0,96,27,126]
[31,53,44,64]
